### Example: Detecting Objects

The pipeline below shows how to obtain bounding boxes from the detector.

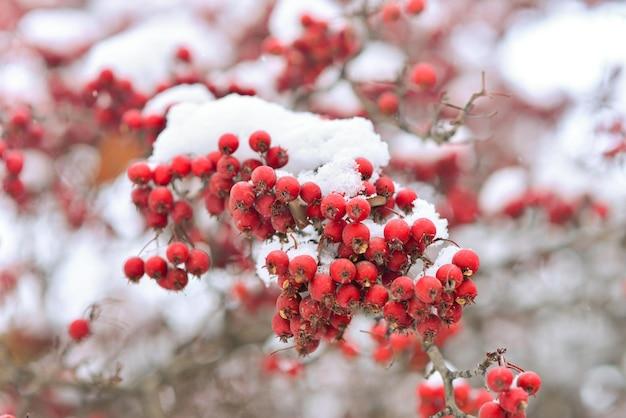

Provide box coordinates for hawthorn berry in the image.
[406,0,426,14]
[411,218,436,245]
[218,133,239,155]
[355,157,373,180]
[249,130,272,152]
[366,237,388,265]
[275,176,300,202]
[158,267,189,291]
[395,188,417,210]
[216,155,240,178]
[417,314,441,337]
[456,278,477,305]
[436,263,464,290]
[478,402,507,418]
[251,165,276,192]
[452,249,480,276]
[148,187,174,214]
[145,256,168,279]
[355,260,378,286]
[171,155,192,177]
[381,3,402,22]
[373,344,393,364]
[288,255,317,283]
[123,256,144,282]
[185,249,211,276]
[323,219,346,242]
[517,371,541,395]
[321,193,346,220]
[266,146,288,168]
[300,181,322,204]
[410,63,437,89]
[390,275,414,301]
[68,319,90,342]
[309,273,335,303]
[166,242,190,265]
[346,197,371,222]
[375,176,395,197]
[498,388,528,414]
[127,162,152,184]
[383,301,412,328]
[342,222,370,254]
[191,156,213,177]
[172,201,193,224]
[414,275,442,304]
[384,218,411,250]
[364,284,389,310]
[486,367,514,392]
[272,313,293,339]
[336,283,361,309]
[153,164,173,185]
[377,91,399,114]
[330,258,357,284]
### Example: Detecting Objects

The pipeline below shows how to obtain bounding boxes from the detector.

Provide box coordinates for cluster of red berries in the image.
[0,139,25,202]
[123,241,211,291]
[502,188,608,225]
[380,0,427,24]
[264,14,358,92]
[83,68,149,128]
[478,366,542,418]
[417,380,493,418]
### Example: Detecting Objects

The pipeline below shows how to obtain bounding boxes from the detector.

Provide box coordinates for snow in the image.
[311,81,363,116]
[78,12,233,93]
[142,84,214,116]
[346,42,406,83]
[0,57,50,105]
[152,94,390,176]
[479,167,528,214]
[18,8,102,57]
[210,56,284,100]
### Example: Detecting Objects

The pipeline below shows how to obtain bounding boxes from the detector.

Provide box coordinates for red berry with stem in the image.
[390,275,414,301]
[166,242,189,265]
[145,210,168,229]
[364,284,389,310]
[300,181,322,204]
[309,273,335,303]
[486,367,514,392]
[383,301,412,328]
[346,197,371,222]
[191,156,213,177]
[266,250,289,275]
[249,130,272,153]
[436,264,464,290]
[323,219,346,242]
[342,222,370,254]
[417,314,441,337]
[127,162,152,184]
[288,255,317,283]
[239,158,262,181]
[336,283,360,309]
[373,344,393,364]
[251,165,276,192]
[456,278,477,305]
[145,256,168,278]
[411,218,436,245]
[158,267,189,291]
[517,371,541,395]
[478,401,506,418]
[498,388,528,414]
[123,256,144,282]
[216,155,240,178]
[355,260,378,286]
[321,193,346,220]
[384,218,410,249]
[375,176,395,197]
[153,164,173,185]
[68,319,90,342]
[275,176,300,202]
[218,133,239,155]
[365,237,388,265]
[410,63,437,89]
[414,275,442,304]
[276,292,301,319]
[186,249,211,276]
[229,181,255,210]
[266,146,288,168]
[272,313,293,340]
[377,91,399,114]
[148,187,174,214]
[330,258,356,284]
[172,200,193,224]
[452,249,480,276]
[355,157,373,180]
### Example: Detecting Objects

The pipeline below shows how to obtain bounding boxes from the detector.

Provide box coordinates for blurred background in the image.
[1,0,626,417]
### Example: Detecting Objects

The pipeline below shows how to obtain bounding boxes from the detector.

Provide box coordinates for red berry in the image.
[145,210,168,229]
[365,237,388,265]
[148,187,174,214]
[517,371,541,395]
[383,301,412,328]
[377,91,399,114]
[229,181,255,211]
[410,63,437,89]
[145,256,168,278]
[321,193,346,220]
[216,155,240,178]
[417,314,441,337]
[381,3,401,22]
[272,313,292,339]
[249,130,272,152]
[486,367,514,392]
[324,219,346,242]
[266,146,288,168]
[218,133,239,155]
[276,292,301,319]
[175,45,192,62]
[288,255,317,283]
[498,388,529,414]
[122,109,143,130]
[452,249,480,276]
[406,0,426,15]
[166,242,189,265]
[275,176,300,202]
[123,256,144,282]
[411,218,436,245]
[373,344,393,364]
[342,222,370,254]
[266,250,289,275]
[436,264,464,290]
[68,319,90,342]
[127,162,152,184]
[384,218,410,248]
[478,402,507,418]
[355,260,378,286]
[158,267,189,291]
[251,165,276,192]
[375,176,395,198]
[364,284,389,310]
[191,156,214,177]
[336,283,360,309]
[153,164,173,185]
[355,157,373,180]
[240,158,262,181]
[395,188,417,210]
[309,272,335,303]
[185,249,211,276]
[172,200,193,224]
[456,278,477,305]
[171,155,192,177]
[390,275,414,301]
[300,181,322,204]
[346,197,371,222]
[414,275,442,304]
[330,258,357,284]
